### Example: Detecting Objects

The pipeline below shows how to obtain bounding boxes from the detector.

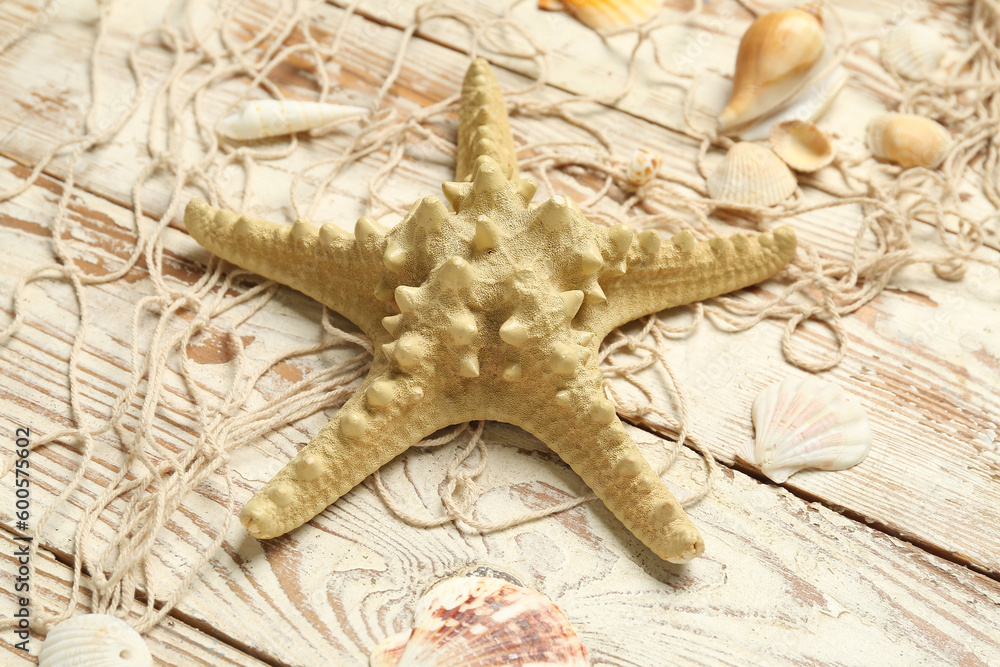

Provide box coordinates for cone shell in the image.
[738,66,849,142]
[38,614,153,667]
[719,3,826,131]
[739,377,872,483]
[219,100,367,140]
[369,577,590,666]
[866,113,952,169]
[769,120,834,173]
[882,23,945,80]
[626,148,662,186]
[538,0,660,31]
[707,142,797,206]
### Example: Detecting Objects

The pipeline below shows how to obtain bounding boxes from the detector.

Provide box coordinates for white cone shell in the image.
[882,23,945,80]
[707,142,797,206]
[626,148,662,186]
[219,100,368,140]
[38,614,152,667]
[740,376,873,483]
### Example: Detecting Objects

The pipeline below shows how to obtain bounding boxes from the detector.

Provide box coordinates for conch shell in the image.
[866,113,952,169]
[707,142,797,206]
[219,100,368,140]
[769,120,835,172]
[719,3,826,131]
[370,576,590,666]
[538,0,660,31]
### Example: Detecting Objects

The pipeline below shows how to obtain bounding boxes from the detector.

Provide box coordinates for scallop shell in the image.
[538,0,660,31]
[219,100,368,140]
[707,142,797,206]
[866,113,952,169]
[738,66,849,142]
[369,577,590,666]
[738,377,872,483]
[769,120,834,172]
[38,614,152,667]
[719,3,826,131]
[882,23,945,80]
[627,148,662,186]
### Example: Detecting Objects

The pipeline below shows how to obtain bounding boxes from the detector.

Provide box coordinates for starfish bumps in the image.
[184,59,797,563]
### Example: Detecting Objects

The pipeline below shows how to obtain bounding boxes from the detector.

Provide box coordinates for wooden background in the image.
[1,0,999,665]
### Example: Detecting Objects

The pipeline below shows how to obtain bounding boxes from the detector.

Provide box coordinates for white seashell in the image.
[769,120,835,173]
[738,377,872,483]
[707,142,797,206]
[866,113,952,169]
[369,577,590,666]
[626,148,662,186]
[538,0,660,31]
[38,614,152,667]
[738,66,849,142]
[219,100,368,140]
[882,23,945,80]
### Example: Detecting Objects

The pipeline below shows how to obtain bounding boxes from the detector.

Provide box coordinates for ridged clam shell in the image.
[769,120,834,172]
[38,614,152,667]
[739,377,872,483]
[707,142,797,206]
[626,148,662,186]
[219,100,367,140]
[369,577,590,666]
[866,113,952,169]
[538,0,660,31]
[882,23,945,80]
[738,66,848,142]
[719,3,826,131]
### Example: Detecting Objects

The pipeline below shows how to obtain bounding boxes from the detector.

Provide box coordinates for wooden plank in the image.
[0,529,271,666]
[2,164,1000,665]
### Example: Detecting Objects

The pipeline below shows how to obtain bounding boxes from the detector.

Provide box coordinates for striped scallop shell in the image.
[707,142,797,206]
[882,23,945,80]
[219,100,367,140]
[538,0,660,31]
[38,615,152,667]
[627,148,662,186]
[369,577,590,666]
[866,113,952,169]
[738,377,872,483]
[769,120,834,173]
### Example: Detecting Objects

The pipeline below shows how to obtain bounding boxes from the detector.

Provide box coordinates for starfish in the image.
[184,59,796,563]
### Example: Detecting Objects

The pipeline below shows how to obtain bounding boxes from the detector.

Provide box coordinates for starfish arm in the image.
[239,362,446,539]
[519,387,704,563]
[184,198,388,337]
[581,226,797,338]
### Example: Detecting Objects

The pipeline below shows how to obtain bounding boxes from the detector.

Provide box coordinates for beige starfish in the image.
[184,59,796,563]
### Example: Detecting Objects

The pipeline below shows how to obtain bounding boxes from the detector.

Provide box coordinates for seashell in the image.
[707,142,797,206]
[769,120,835,172]
[369,577,590,666]
[738,376,872,484]
[738,66,849,142]
[882,23,945,80]
[219,100,368,140]
[538,0,660,31]
[626,148,662,186]
[38,614,153,667]
[719,3,826,131]
[866,113,952,169]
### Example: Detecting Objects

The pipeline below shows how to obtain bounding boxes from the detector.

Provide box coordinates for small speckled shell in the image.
[369,577,590,666]
[626,148,662,186]
[769,120,834,173]
[866,113,952,169]
[882,23,945,80]
[539,0,660,30]
[707,142,797,206]
[219,100,367,140]
[38,615,153,667]
[738,376,872,483]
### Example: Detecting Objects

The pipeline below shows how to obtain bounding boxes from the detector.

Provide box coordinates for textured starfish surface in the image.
[184,59,797,563]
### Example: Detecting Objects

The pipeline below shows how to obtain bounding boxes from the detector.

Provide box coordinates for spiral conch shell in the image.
[707,142,796,206]
[738,377,872,483]
[719,3,826,132]
[882,23,945,80]
[370,577,590,666]
[769,120,835,173]
[866,113,952,169]
[219,100,368,140]
[38,614,153,667]
[538,0,660,31]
